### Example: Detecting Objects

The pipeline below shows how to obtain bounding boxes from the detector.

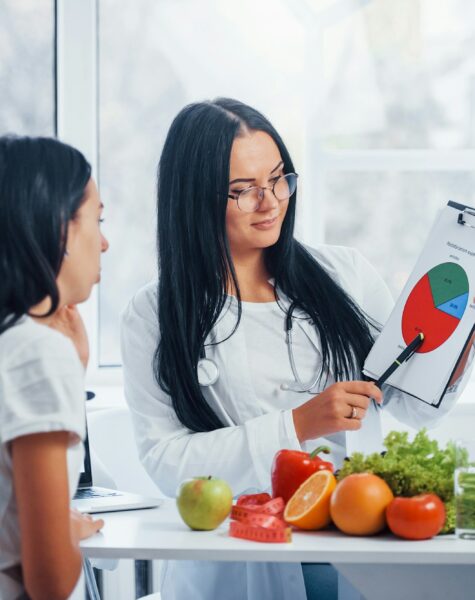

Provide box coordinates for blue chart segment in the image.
[436,292,469,320]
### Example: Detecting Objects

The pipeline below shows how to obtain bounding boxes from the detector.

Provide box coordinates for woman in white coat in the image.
[121,98,467,600]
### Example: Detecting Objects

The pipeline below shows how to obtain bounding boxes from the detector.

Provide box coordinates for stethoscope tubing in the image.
[198,302,319,393]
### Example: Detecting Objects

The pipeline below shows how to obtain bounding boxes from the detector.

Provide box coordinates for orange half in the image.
[284,470,336,530]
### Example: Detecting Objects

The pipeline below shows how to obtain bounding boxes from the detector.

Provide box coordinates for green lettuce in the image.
[336,429,468,534]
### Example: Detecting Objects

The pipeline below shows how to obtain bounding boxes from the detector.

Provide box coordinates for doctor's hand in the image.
[292,381,383,444]
[70,508,104,541]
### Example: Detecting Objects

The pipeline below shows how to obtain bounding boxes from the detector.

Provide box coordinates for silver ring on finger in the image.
[351,406,358,419]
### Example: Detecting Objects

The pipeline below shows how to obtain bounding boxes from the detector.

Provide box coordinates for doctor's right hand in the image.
[292,381,383,444]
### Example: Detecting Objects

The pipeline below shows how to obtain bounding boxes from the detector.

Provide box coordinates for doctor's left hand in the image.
[47,305,89,370]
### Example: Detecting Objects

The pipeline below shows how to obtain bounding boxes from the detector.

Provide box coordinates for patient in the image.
[0,136,108,600]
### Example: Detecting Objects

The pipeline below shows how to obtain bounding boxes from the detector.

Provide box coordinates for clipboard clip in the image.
[457,208,475,228]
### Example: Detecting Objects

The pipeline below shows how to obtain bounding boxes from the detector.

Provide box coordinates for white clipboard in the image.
[363,201,475,407]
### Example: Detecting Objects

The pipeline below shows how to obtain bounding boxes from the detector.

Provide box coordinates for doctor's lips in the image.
[251,216,279,230]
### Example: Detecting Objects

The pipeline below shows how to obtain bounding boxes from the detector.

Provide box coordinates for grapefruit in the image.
[330,473,394,535]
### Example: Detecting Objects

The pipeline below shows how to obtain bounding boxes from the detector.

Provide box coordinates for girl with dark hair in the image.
[0,136,108,600]
[122,99,466,600]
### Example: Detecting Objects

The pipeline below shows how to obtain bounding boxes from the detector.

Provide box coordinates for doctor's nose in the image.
[257,187,279,212]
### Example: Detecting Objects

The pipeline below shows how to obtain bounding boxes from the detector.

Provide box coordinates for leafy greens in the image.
[336,429,468,533]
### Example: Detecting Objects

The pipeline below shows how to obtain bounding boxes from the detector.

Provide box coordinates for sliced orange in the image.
[283,470,336,530]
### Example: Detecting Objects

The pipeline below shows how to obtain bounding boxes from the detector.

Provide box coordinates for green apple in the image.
[176,476,233,531]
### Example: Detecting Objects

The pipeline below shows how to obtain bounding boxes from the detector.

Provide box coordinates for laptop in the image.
[71,421,161,514]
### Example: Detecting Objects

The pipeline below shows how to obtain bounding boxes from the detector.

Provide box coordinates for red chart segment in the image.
[402,272,461,353]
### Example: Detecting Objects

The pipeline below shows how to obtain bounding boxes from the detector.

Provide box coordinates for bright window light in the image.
[52,0,475,401]
[0,0,55,136]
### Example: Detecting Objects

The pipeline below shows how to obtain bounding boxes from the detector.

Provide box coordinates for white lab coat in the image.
[121,245,466,600]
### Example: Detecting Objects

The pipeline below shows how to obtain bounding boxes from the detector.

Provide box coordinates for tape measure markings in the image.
[229,521,292,543]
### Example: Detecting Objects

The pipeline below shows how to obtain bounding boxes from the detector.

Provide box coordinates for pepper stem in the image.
[309,445,331,459]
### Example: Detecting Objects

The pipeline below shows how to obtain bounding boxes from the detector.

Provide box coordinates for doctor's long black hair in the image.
[155,98,376,432]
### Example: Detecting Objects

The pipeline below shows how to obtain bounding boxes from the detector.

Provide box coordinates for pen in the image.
[375,332,425,389]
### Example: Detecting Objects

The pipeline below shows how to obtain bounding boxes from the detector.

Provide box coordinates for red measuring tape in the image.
[231,498,284,520]
[236,493,272,506]
[229,521,292,543]
[229,494,292,544]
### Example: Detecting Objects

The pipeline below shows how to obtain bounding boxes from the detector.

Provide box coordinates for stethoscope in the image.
[196,302,320,393]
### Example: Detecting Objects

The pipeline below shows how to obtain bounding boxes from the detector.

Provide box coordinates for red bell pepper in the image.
[271,446,334,503]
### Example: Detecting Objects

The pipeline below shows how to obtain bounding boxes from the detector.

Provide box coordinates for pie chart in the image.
[401,262,469,353]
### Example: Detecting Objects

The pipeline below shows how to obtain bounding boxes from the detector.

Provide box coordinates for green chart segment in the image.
[402,262,469,353]
[428,263,469,307]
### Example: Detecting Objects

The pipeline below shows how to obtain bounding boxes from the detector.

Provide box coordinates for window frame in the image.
[56,0,117,385]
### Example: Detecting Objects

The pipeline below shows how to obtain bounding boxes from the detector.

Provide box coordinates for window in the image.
[57,0,475,390]
[326,171,475,295]
[97,0,307,365]
[0,0,55,136]
[321,0,475,297]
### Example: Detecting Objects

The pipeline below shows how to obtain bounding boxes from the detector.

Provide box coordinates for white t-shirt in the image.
[0,317,86,600]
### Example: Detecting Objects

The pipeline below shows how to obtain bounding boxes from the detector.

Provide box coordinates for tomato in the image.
[386,494,446,540]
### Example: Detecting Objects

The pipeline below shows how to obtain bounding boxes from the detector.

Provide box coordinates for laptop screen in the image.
[78,426,93,488]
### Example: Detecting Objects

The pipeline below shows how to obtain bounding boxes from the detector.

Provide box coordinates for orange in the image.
[283,470,336,530]
[330,473,394,536]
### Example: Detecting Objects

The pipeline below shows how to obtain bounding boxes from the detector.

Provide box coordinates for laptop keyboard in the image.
[74,488,123,499]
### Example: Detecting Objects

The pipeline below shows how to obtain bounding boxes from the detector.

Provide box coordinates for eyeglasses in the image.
[228,172,298,213]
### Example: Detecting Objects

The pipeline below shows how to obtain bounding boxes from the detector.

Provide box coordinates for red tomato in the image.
[386,494,446,540]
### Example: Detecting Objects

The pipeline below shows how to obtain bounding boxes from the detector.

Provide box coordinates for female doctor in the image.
[121,98,467,600]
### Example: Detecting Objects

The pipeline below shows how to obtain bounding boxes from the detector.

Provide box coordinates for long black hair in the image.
[0,135,91,335]
[156,98,376,432]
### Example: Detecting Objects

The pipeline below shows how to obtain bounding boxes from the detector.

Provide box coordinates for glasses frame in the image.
[227,172,299,213]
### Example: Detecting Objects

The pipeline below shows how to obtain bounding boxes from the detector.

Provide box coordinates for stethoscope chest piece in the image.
[197,357,220,386]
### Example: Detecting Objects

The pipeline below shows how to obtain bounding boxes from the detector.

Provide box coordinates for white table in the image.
[81,500,475,600]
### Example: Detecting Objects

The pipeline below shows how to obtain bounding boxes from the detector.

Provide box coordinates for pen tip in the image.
[419,332,424,341]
